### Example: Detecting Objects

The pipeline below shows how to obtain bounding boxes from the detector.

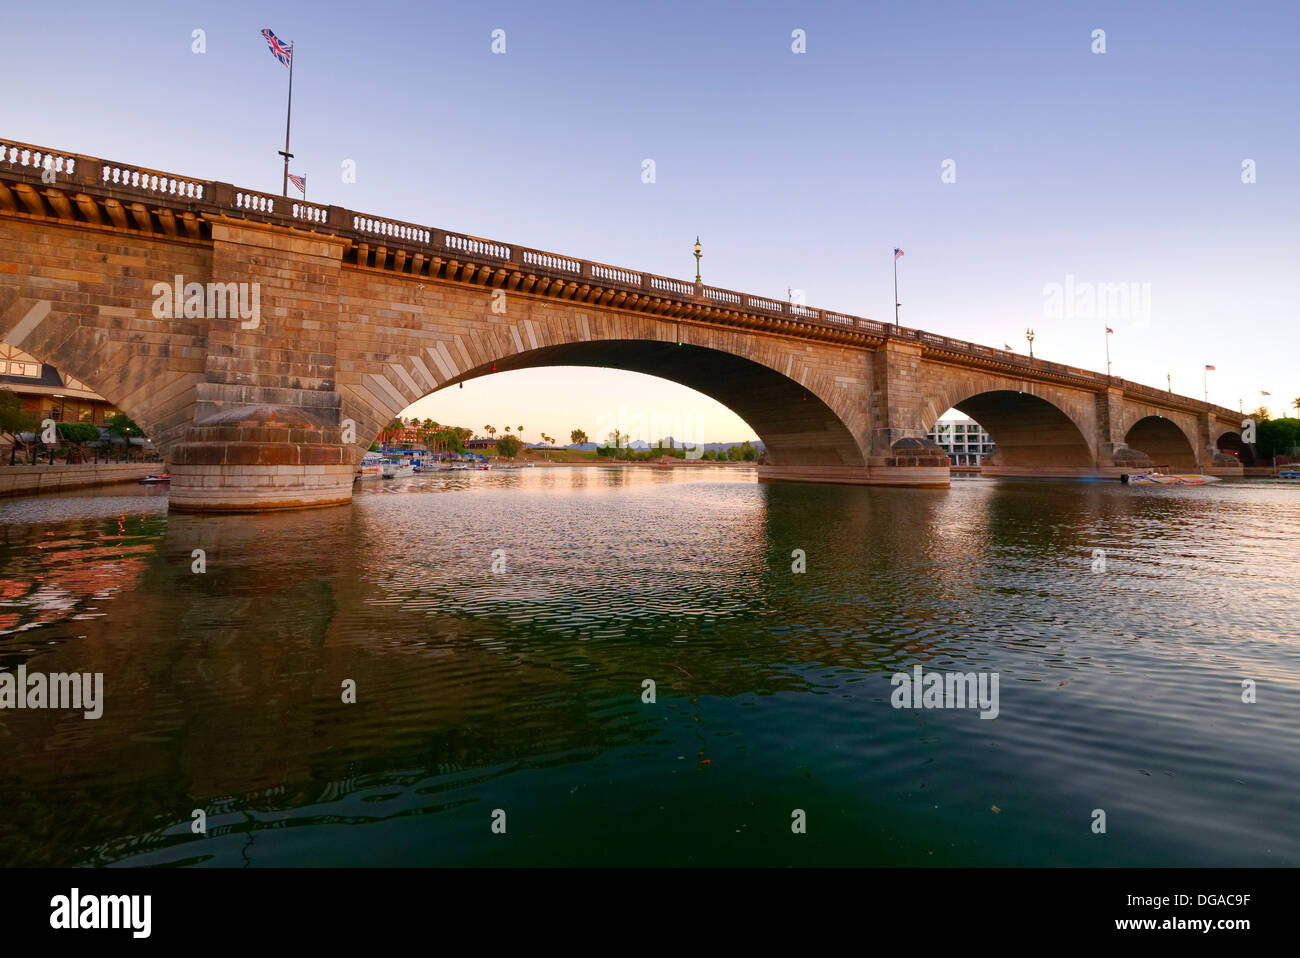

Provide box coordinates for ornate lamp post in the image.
[693,236,702,284]
[1025,328,1035,359]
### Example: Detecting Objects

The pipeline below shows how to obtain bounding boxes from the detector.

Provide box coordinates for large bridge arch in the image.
[1216,430,1254,467]
[914,367,1099,472]
[336,271,874,469]
[928,389,1096,471]
[1124,415,1198,470]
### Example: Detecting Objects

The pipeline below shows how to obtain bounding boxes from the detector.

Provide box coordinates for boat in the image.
[1280,470,1300,479]
[356,453,384,480]
[1120,473,1221,485]
[139,472,171,484]
[381,460,415,479]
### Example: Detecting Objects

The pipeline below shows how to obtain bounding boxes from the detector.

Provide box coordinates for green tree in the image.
[496,434,522,458]
[57,422,102,463]
[435,427,467,455]
[1257,418,1300,459]
[0,390,38,465]
[571,428,588,446]
[106,413,145,462]
[107,412,144,438]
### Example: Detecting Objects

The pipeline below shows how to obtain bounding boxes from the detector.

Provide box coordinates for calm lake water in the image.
[0,467,1296,867]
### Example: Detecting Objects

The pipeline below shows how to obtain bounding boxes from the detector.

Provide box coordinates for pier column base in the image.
[167,460,355,512]
[166,406,357,512]
[758,463,950,488]
[1205,454,1244,478]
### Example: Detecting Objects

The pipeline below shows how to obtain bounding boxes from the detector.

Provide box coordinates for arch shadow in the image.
[933,390,1095,471]
[1216,431,1254,467]
[424,340,867,468]
[1125,416,1197,471]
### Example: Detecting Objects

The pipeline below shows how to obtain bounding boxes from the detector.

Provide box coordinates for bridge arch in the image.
[1124,415,1198,471]
[924,389,1095,472]
[347,337,868,468]
[1216,430,1254,467]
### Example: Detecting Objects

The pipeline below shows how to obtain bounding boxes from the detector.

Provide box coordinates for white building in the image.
[928,417,994,466]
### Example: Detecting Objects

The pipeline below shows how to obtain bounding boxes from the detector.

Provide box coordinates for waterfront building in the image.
[0,344,119,424]
[928,416,995,466]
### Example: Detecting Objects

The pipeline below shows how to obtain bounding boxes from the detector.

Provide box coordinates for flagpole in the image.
[279,43,294,197]
[893,252,899,330]
[1204,367,1208,402]
[1105,328,1111,377]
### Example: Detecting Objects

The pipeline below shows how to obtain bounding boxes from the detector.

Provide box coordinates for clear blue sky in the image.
[5,0,1297,441]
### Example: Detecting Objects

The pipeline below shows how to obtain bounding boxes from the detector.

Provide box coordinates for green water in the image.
[0,468,1296,866]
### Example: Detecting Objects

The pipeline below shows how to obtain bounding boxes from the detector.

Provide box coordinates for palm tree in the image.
[1293,397,1300,418]
[485,425,496,440]
[571,429,588,446]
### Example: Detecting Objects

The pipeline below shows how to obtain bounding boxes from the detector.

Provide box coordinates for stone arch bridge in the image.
[0,140,1245,512]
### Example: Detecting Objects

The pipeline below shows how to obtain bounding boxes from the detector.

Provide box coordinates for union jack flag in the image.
[894,248,904,260]
[288,174,306,196]
[260,28,293,68]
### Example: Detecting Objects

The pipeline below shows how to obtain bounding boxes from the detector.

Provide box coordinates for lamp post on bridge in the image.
[1025,328,1035,359]
[693,237,702,285]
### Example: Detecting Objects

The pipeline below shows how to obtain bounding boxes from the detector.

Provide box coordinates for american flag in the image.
[260,28,293,68]
[1205,364,1216,371]
[288,174,306,196]
[1261,390,1271,396]
[894,248,904,260]
[1105,326,1114,334]
[1005,343,1013,350]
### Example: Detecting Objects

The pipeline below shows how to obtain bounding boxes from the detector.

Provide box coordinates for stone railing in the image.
[0,136,1240,420]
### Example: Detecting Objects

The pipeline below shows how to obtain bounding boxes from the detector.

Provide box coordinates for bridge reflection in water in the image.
[0,469,1295,866]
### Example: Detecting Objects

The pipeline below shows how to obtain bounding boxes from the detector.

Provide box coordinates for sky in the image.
[4,0,1297,443]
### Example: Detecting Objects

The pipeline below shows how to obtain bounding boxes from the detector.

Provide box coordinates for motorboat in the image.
[356,453,384,480]
[139,472,171,484]
[381,460,415,479]
[1120,473,1220,485]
